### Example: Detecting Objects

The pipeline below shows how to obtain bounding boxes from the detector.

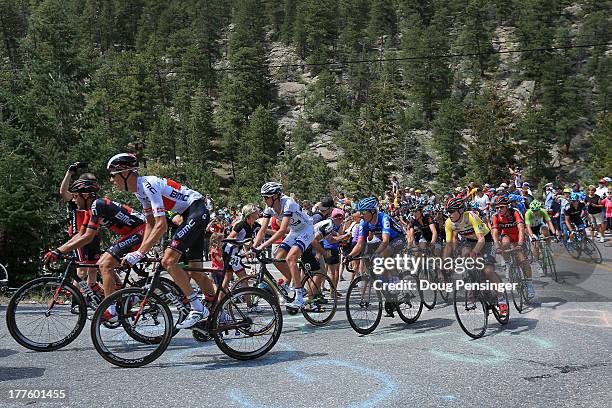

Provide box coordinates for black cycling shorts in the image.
[75,236,102,265]
[106,227,145,262]
[324,247,340,265]
[463,233,496,265]
[300,245,321,272]
[168,200,209,261]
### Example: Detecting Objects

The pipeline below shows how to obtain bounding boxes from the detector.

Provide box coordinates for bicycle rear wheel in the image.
[213,287,282,360]
[437,269,451,303]
[7,277,87,351]
[301,272,337,326]
[395,273,423,323]
[345,274,382,335]
[91,288,173,368]
[510,266,527,313]
[563,237,581,259]
[419,268,437,309]
[453,285,487,339]
[581,239,602,263]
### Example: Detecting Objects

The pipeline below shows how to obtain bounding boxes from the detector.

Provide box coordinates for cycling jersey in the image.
[229,220,261,242]
[262,195,312,232]
[524,208,550,227]
[358,212,404,241]
[67,201,100,263]
[409,214,435,242]
[492,208,524,242]
[564,202,586,226]
[445,211,490,241]
[85,198,145,235]
[135,176,203,217]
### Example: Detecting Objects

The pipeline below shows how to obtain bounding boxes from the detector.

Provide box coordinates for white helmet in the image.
[260,182,283,196]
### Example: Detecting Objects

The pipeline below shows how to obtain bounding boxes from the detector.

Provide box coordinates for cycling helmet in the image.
[68,179,100,194]
[445,197,465,211]
[355,197,378,211]
[468,201,479,210]
[260,182,283,196]
[508,194,523,202]
[107,153,138,173]
[570,192,581,201]
[529,200,542,211]
[241,203,259,218]
[494,196,510,206]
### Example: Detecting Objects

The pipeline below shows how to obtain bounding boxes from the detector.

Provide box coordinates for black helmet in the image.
[69,179,100,194]
[107,153,138,173]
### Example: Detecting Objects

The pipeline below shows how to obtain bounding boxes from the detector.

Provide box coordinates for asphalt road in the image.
[1,242,611,408]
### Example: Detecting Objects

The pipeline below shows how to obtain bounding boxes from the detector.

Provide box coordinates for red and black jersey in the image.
[84,198,145,236]
[67,201,87,237]
[409,214,435,242]
[492,208,524,242]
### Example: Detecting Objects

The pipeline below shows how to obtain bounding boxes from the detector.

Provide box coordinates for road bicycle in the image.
[344,256,423,335]
[90,249,283,368]
[5,254,182,352]
[501,247,531,313]
[0,262,11,294]
[453,264,509,339]
[230,240,337,326]
[530,235,559,282]
[563,225,602,263]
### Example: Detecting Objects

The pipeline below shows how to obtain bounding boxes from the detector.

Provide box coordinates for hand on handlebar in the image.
[42,249,62,265]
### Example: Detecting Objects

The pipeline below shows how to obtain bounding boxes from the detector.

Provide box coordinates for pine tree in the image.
[516,106,555,181]
[432,96,466,188]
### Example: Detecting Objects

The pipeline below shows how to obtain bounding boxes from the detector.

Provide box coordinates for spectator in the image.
[425,188,436,205]
[302,200,313,215]
[391,176,400,194]
[474,188,491,212]
[585,185,604,242]
[544,183,555,210]
[601,187,612,236]
[351,195,359,210]
[521,182,534,206]
[205,194,214,212]
[509,166,522,188]
[337,192,348,207]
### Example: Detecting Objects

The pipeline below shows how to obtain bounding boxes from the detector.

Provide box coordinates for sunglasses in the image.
[495,205,508,209]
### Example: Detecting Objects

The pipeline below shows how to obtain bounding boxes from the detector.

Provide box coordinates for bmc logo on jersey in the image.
[144,179,157,194]
[170,190,189,201]
[114,212,135,226]
[176,219,196,238]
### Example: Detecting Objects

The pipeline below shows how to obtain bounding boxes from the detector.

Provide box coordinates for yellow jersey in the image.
[445,211,490,241]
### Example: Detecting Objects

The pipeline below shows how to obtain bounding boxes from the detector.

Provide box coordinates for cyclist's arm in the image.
[253,217,270,247]
[311,237,327,256]
[57,227,97,254]
[564,213,573,231]
[137,215,168,254]
[375,233,390,255]
[258,216,289,250]
[407,227,414,247]
[429,223,437,244]
[515,211,525,245]
[59,170,73,202]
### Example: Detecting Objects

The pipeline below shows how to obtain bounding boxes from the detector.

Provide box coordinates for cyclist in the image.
[442,197,508,315]
[254,182,314,311]
[44,181,147,321]
[525,200,558,272]
[106,153,214,329]
[406,203,437,253]
[563,193,587,242]
[491,195,535,299]
[346,197,407,315]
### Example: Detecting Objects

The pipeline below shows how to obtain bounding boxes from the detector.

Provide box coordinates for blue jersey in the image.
[358,212,404,241]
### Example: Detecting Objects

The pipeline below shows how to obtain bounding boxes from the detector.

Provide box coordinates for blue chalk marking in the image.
[441,395,457,401]
[227,359,396,408]
[430,342,510,364]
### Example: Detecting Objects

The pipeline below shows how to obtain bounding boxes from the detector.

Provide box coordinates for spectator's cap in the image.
[455,186,462,192]
[563,188,571,193]
[319,196,334,211]
[489,187,496,193]
[409,188,415,192]
[603,177,612,182]
[500,182,508,188]
[415,189,421,193]
[572,182,580,187]
[426,188,433,193]
[522,182,530,187]
[545,182,554,188]
[476,187,482,192]
[599,178,607,184]
[331,208,345,219]
[484,183,490,188]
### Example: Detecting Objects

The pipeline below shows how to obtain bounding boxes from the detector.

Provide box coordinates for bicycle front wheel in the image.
[213,287,282,360]
[395,273,423,323]
[91,288,173,368]
[453,286,487,339]
[7,277,87,351]
[419,268,437,310]
[345,274,382,335]
[581,239,603,263]
[510,266,527,313]
[301,272,337,326]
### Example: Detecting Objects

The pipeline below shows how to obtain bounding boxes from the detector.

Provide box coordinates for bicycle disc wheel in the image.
[91,288,173,368]
[419,269,437,310]
[395,273,423,323]
[453,286,487,339]
[345,274,382,335]
[301,272,337,326]
[7,277,87,351]
[213,287,282,360]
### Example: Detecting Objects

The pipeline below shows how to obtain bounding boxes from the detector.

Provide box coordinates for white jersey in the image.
[135,176,202,217]
[262,195,312,232]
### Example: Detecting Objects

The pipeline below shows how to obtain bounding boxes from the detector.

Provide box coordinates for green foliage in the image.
[587,114,612,179]
[432,96,466,188]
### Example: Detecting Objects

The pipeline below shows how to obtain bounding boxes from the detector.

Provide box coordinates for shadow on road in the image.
[0,367,45,382]
[0,348,18,358]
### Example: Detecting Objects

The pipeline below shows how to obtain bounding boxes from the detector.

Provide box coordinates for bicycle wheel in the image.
[91,288,173,368]
[581,239,603,263]
[345,274,382,335]
[213,287,282,360]
[418,268,437,309]
[7,277,87,351]
[563,237,581,259]
[395,273,423,324]
[453,284,487,339]
[134,277,188,337]
[231,274,282,303]
[492,290,510,325]
[437,269,451,303]
[510,266,527,313]
[301,272,337,326]
[546,246,559,282]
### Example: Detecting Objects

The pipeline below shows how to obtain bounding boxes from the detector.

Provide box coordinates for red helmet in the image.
[494,196,510,206]
[445,197,465,211]
[69,179,100,194]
